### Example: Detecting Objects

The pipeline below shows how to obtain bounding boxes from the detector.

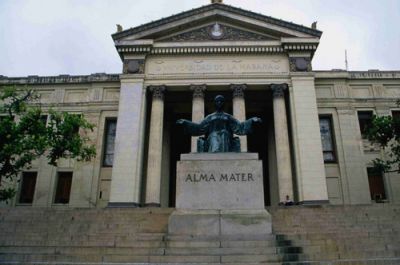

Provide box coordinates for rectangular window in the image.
[367,167,386,202]
[392,110,400,121]
[358,111,374,138]
[40,115,48,126]
[18,172,37,204]
[319,116,336,163]
[102,119,117,167]
[54,172,73,204]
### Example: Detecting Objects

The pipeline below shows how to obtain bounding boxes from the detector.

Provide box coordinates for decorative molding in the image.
[149,85,166,100]
[289,57,312,72]
[116,46,152,54]
[314,71,400,79]
[333,82,349,98]
[123,59,145,74]
[283,44,318,51]
[231,84,247,98]
[0,74,120,85]
[349,71,400,79]
[190,84,207,98]
[161,24,273,42]
[117,45,285,56]
[271,83,288,98]
[150,46,284,55]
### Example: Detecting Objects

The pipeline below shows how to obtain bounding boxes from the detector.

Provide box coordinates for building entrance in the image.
[154,87,274,207]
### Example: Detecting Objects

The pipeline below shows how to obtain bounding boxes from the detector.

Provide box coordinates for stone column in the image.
[289,75,328,204]
[109,77,146,207]
[271,84,294,203]
[190,85,206,152]
[145,86,166,207]
[231,84,248,152]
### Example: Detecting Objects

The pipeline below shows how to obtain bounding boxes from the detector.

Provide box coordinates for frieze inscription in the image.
[147,57,288,75]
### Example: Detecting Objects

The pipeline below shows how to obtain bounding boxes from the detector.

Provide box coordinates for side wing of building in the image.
[0,74,120,208]
[315,71,400,204]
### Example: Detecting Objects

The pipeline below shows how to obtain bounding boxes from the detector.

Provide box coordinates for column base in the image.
[107,202,140,208]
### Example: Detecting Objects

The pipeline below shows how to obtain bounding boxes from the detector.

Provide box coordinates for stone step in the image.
[0,246,305,257]
[0,263,283,265]
[280,258,400,265]
[0,253,283,263]
[1,206,399,264]
[0,246,165,256]
[165,247,278,256]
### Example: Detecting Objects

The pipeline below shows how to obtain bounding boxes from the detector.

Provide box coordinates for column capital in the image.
[271,83,288,98]
[149,85,166,100]
[190,84,206,98]
[231,84,247,98]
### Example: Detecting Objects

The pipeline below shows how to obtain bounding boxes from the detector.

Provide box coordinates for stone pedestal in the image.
[169,153,271,240]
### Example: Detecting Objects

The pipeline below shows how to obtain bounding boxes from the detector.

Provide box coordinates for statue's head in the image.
[214,95,225,111]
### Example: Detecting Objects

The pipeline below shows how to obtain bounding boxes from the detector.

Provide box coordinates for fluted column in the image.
[231,84,248,152]
[271,83,294,203]
[190,85,206,152]
[145,86,166,207]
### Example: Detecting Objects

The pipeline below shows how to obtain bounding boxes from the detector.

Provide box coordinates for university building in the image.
[1,1,400,209]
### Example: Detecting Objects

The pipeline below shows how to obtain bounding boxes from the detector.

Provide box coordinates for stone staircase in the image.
[271,204,400,264]
[0,205,399,264]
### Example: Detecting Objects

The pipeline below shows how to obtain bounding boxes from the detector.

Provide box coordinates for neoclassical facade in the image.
[1,2,400,208]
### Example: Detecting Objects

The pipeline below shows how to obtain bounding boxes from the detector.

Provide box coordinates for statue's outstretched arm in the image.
[176,119,206,136]
[232,117,262,135]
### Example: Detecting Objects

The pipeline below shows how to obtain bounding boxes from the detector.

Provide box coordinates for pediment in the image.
[158,23,278,42]
[113,3,322,43]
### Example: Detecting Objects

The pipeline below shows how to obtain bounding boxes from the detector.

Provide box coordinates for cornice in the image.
[0,74,120,85]
[149,45,284,55]
[2,71,398,87]
[115,41,318,57]
[314,71,400,80]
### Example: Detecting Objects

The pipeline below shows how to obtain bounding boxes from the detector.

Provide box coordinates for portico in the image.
[108,2,329,207]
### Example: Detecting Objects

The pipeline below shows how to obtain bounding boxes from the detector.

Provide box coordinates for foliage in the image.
[0,86,96,202]
[366,112,400,174]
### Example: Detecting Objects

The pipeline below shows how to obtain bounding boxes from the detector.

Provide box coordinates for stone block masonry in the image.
[0,205,399,264]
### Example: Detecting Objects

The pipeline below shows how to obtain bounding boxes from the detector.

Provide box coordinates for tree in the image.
[366,109,400,174]
[0,86,96,202]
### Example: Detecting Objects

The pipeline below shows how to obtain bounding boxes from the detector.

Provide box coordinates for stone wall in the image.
[0,74,120,208]
[315,70,400,205]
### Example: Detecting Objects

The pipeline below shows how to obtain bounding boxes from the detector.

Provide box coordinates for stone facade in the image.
[1,2,400,208]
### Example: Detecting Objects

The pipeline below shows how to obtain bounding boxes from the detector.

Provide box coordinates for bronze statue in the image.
[177,95,261,152]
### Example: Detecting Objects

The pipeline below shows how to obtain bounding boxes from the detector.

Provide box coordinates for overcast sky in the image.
[1,0,399,77]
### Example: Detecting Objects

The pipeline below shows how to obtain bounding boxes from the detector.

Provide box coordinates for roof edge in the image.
[112,3,322,41]
[0,73,120,85]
